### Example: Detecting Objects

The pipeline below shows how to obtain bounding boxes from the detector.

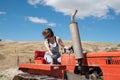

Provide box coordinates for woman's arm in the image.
[58,37,68,49]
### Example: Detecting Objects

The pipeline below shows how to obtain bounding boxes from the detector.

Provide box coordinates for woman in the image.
[42,28,67,64]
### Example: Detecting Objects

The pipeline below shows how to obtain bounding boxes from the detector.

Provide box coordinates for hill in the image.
[0,41,120,71]
[0,41,120,80]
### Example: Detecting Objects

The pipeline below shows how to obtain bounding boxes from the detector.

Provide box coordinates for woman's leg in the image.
[55,52,61,64]
[44,52,53,64]
[57,57,61,63]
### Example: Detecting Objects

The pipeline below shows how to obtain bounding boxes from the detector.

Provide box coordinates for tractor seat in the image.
[34,50,46,64]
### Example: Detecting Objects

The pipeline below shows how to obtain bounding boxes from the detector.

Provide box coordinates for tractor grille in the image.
[106,57,120,64]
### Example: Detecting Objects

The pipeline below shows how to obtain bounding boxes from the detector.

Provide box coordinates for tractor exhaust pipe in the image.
[64,10,88,80]
[69,10,83,60]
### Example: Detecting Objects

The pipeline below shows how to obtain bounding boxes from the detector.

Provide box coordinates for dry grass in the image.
[0,41,120,71]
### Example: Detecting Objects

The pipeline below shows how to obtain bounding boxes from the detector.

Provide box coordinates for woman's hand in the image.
[51,54,57,59]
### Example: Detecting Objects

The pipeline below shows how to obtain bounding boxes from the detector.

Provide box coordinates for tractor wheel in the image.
[13,73,61,80]
[89,73,98,80]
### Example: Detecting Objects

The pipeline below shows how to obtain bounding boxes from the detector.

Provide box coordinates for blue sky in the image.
[0,0,120,42]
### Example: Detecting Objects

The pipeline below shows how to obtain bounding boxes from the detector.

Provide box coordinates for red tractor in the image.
[18,10,120,80]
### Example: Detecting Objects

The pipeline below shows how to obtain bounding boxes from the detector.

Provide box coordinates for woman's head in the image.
[42,28,54,39]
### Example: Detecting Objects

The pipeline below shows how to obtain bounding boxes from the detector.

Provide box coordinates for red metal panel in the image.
[101,65,120,80]
[19,64,66,71]
[19,64,52,70]
[86,51,120,57]
[19,64,66,78]
[84,51,120,80]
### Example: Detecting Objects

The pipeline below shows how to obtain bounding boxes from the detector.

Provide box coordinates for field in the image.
[0,41,120,80]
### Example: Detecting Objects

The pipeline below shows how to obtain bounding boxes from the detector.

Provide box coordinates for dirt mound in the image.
[0,67,23,80]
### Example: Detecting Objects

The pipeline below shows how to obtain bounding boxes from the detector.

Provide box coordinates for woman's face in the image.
[47,36,54,41]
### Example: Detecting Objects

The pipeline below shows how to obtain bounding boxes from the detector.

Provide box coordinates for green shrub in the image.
[117,44,120,47]
[93,47,99,52]
[107,47,118,51]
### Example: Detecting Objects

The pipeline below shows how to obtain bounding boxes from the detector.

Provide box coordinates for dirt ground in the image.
[0,41,120,80]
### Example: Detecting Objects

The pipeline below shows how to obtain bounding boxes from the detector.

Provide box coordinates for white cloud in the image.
[108,0,120,15]
[0,11,6,15]
[28,0,120,19]
[27,0,42,6]
[47,23,56,27]
[26,16,56,27]
[43,0,110,19]
[26,16,48,23]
